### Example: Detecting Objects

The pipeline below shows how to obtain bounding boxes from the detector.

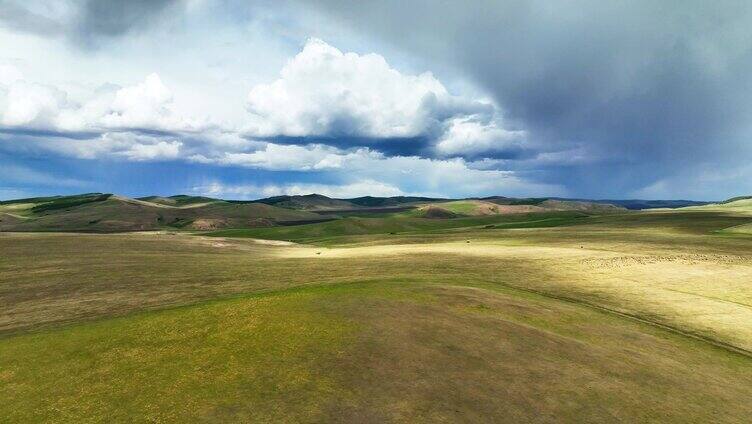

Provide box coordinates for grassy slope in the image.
[0,195,322,232]
[719,222,752,235]
[680,198,752,215]
[346,195,445,207]
[408,199,625,218]
[434,200,490,215]
[137,195,220,206]
[202,212,588,244]
[252,194,358,210]
[0,193,108,217]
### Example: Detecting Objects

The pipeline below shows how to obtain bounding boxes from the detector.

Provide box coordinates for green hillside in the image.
[346,195,445,207]
[251,194,358,210]
[0,194,323,232]
[137,195,221,207]
[204,211,588,243]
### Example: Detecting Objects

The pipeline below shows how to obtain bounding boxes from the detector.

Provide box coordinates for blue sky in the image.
[1,0,751,201]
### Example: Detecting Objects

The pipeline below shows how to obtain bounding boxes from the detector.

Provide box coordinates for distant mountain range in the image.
[0,192,728,233]
[251,194,712,211]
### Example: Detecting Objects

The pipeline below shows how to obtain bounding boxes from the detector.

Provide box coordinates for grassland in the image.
[203,211,588,244]
[719,222,752,235]
[431,200,488,214]
[0,194,323,232]
[2,205,752,422]
[682,197,752,215]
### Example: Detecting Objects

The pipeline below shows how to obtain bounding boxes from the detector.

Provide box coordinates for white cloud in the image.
[188,142,563,198]
[193,179,404,199]
[0,39,554,198]
[245,38,491,139]
[0,64,23,85]
[434,117,526,157]
[0,80,67,127]
[0,71,206,133]
[97,73,199,131]
[207,143,362,171]
[1,40,529,163]
[342,153,560,198]
[33,132,184,162]
[242,38,528,159]
[121,140,182,161]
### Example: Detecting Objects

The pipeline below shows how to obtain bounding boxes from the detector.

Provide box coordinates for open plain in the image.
[2,200,752,422]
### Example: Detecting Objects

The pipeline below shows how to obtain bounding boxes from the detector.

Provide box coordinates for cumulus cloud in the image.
[1,40,529,166]
[21,132,184,162]
[434,117,526,158]
[244,38,521,160]
[0,70,205,134]
[0,65,23,85]
[99,73,174,129]
[121,139,182,161]
[245,38,460,138]
[193,143,360,171]
[0,80,67,127]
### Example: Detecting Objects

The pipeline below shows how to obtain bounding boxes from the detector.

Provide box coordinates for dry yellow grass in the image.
[273,235,752,353]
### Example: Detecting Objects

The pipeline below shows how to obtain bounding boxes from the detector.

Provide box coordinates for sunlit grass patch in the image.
[0,287,356,422]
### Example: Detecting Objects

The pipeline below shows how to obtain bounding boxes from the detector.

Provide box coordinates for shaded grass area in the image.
[2,281,751,422]
[0,195,63,206]
[717,222,752,236]
[30,193,112,213]
[202,211,589,244]
[585,210,752,234]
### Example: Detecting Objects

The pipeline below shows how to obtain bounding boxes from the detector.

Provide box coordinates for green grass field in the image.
[203,211,589,244]
[2,206,752,422]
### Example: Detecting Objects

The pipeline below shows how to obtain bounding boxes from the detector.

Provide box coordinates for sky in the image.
[1,0,751,201]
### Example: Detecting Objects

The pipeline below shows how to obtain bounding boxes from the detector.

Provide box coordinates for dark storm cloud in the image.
[299,0,752,197]
[254,133,530,161]
[0,127,100,141]
[0,0,181,46]
[253,135,432,157]
[0,2,66,36]
[77,0,179,39]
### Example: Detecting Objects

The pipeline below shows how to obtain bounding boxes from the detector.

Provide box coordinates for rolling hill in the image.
[409,198,626,218]
[1,192,731,234]
[678,196,752,216]
[346,195,446,207]
[600,199,714,210]
[0,194,324,232]
[251,194,628,216]
[193,193,712,215]
[136,195,220,207]
[251,194,358,211]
